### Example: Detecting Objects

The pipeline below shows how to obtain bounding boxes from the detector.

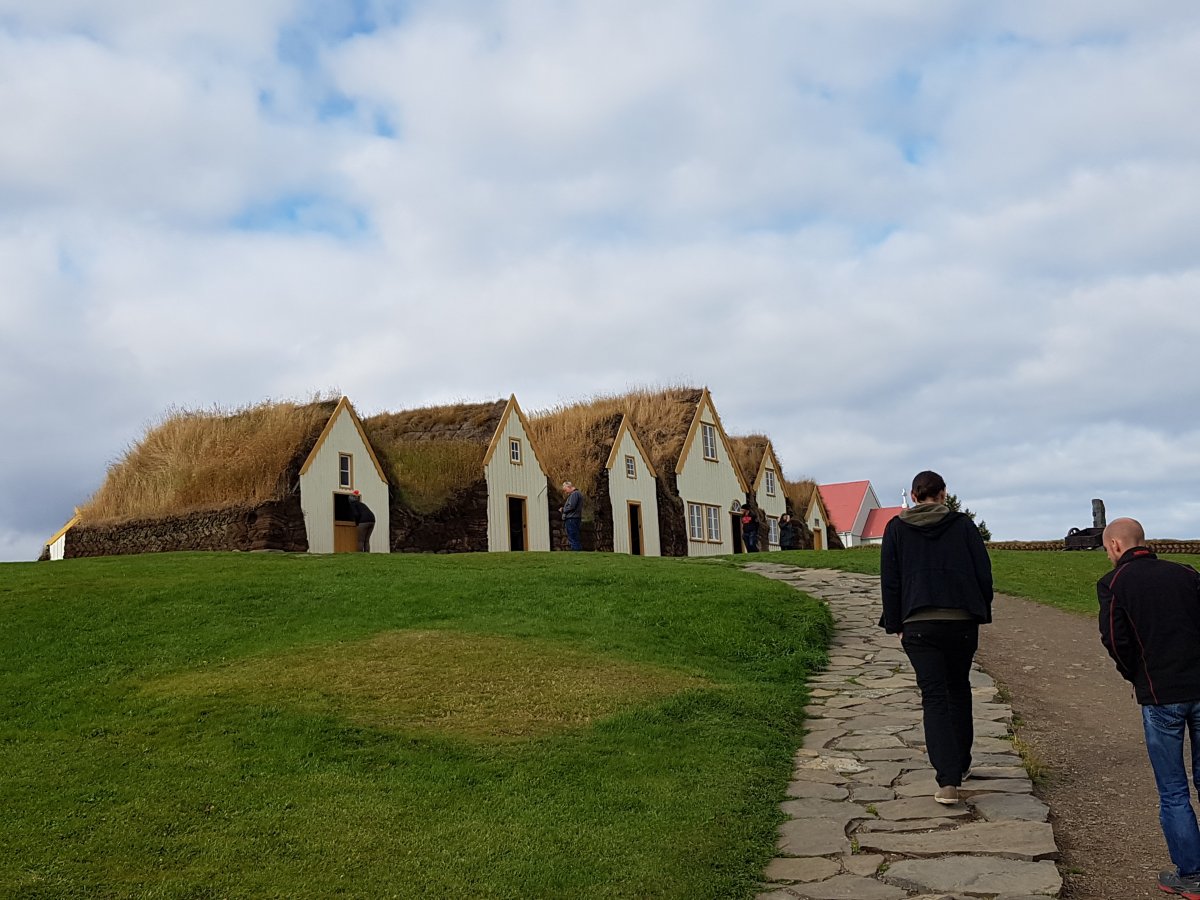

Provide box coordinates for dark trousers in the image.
[564,517,582,551]
[901,620,979,787]
[357,522,374,552]
[743,529,759,552]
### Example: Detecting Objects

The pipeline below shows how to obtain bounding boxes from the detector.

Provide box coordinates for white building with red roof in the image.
[818,480,904,547]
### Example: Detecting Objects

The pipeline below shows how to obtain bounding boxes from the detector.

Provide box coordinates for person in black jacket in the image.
[1098,517,1200,899]
[880,470,992,806]
[349,490,375,552]
[740,504,759,552]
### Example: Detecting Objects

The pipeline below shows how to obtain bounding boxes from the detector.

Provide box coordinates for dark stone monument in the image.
[1064,499,1106,550]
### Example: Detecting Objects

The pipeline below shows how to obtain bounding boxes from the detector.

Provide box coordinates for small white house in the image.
[298,396,390,553]
[482,395,552,552]
[604,415,662,556]
[673,389,750,557]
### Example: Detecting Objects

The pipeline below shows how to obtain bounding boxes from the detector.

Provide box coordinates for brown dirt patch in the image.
[976,592,1167,899]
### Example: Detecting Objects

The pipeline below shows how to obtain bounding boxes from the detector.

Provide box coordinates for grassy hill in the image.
[770,548,1200,614]
[0,552,831,899]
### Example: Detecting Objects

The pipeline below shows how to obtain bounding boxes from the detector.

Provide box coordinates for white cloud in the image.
[4,2,1200,558]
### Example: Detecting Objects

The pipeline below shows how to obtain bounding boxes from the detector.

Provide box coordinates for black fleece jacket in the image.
[1097,547,1200,705]
[879,508,993,633]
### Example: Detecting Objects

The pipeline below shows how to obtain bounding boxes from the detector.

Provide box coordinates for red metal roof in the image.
[862,506,904,539]
[818,481,871,534]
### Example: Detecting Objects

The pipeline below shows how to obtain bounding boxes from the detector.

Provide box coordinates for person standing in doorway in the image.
[1098,517,1200,899]
[879,470,993,806]
[740,504,759,553]
[349,490,375,552]
[560,482,583,551]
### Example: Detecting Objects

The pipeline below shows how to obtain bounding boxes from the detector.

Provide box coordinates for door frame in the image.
[507,494,528,552]
[627,500,644,556]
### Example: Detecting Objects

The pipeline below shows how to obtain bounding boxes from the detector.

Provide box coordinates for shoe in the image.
[933,785,960,805]
[1158,869,1200,898]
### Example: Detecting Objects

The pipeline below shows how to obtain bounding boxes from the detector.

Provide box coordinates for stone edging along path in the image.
[744,564,1063,900]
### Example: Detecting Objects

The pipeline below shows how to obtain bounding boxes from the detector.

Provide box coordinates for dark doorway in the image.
[730,513,743,553]
[628,502,643,556]
[508,496,527,551]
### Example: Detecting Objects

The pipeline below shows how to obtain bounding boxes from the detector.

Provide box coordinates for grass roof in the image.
[362,401,507,514]
[79,398,339,525]
[529,388,703,492]
[728,435,770,491]
[783,478,820,518]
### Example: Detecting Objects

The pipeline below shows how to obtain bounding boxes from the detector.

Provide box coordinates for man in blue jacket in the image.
[1098,517,1200,899]
[880,470,993,806]
[560,481,583,551]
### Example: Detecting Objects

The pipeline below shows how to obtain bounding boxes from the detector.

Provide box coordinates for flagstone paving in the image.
[745,564,1062,900]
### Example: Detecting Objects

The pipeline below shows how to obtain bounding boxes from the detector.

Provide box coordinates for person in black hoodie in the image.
[880,470,993,806]
[349,490,375,552]
[1097,517,1200,899]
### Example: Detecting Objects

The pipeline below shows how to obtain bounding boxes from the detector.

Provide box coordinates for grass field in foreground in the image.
[769,547,1200,615]
[0,551,831,900]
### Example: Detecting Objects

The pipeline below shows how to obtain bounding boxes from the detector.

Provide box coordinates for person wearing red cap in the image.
[349,490,375,552]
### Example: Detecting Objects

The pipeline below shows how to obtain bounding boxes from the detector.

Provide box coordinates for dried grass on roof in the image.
[728,435,770,490]
[363,401,506,514]
[530,387,703,487]
[79,398,339,524]
[784,478,820,517]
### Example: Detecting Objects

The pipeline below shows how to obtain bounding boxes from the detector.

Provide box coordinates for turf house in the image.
[783,478,840,550]
[527,406,662,555]
[363,395,553,553]
[728,435,787,550]
[43,396,390,558]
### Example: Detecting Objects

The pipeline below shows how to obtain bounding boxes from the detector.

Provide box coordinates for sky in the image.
[4,1,1200,561]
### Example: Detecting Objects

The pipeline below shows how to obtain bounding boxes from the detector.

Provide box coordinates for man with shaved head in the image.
[1098,517,1200,899]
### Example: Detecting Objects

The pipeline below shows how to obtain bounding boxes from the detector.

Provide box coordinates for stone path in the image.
[745,564,1063,900]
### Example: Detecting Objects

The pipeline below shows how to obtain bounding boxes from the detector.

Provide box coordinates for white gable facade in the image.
[751,446,788,550]
[674,390,748,557]
[604,417,661,556]
[299,398,390,553]
[807,497,829,550]
[484,396,551,552]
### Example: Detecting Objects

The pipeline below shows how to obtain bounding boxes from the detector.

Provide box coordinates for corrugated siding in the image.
[486,413,551,551]
[299,409,389,553]
[757,464,787,549]
[49,533,66,561]
[675,403,743,557]
[607,430,661,556]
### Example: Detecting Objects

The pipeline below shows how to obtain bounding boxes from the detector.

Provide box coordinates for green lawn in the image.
[769,547,1200,615]
[0,551,831,900]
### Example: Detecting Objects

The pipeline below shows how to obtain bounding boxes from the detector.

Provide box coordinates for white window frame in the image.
[705,505,722,543]
[338,453,353,489]
[768,516,780,546]
[625,454,637,479]
[688,503,704,541]
[509,438,522,465]
[701,423,718,461]
[764,468,777,497]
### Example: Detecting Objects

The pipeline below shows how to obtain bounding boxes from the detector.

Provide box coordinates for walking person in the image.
[779,513,799,551]
[1097,517,1200,899]
[879,470,993,805]
[560,481,583,551]
[349,490,375,552]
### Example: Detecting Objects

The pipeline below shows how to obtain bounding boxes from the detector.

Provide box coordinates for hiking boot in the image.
[1158,869,1200,898]
[933,785,960,805]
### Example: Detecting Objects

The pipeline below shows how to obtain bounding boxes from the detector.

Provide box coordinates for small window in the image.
[701,423,718,461]
[509,438,522,464]
[768,516,780,546]
[625,455,637,479]
[705,505,722,543]
[813,517,820,529]
[338,453,353,489]
[688,503,704,541]
[764,469,777,497]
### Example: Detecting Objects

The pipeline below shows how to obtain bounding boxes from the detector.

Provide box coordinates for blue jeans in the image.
[1143,701,1200,878]
[564,517,582,551]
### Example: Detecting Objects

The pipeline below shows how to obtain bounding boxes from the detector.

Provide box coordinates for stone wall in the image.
[389,481,490,552]
[58,497,308,558]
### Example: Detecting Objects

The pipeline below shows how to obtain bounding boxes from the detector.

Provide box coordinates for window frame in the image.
[338,453,353,490]
[509,437,523,465]
[705,505,722,543]
[764,468,777,497]
[688,502,705,541]
[768,516,780,546]
[625,454,637,479]
[701,423,718,461]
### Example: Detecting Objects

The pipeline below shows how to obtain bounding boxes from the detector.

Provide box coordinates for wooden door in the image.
[628,502,643,556]
[813,528,823,551]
